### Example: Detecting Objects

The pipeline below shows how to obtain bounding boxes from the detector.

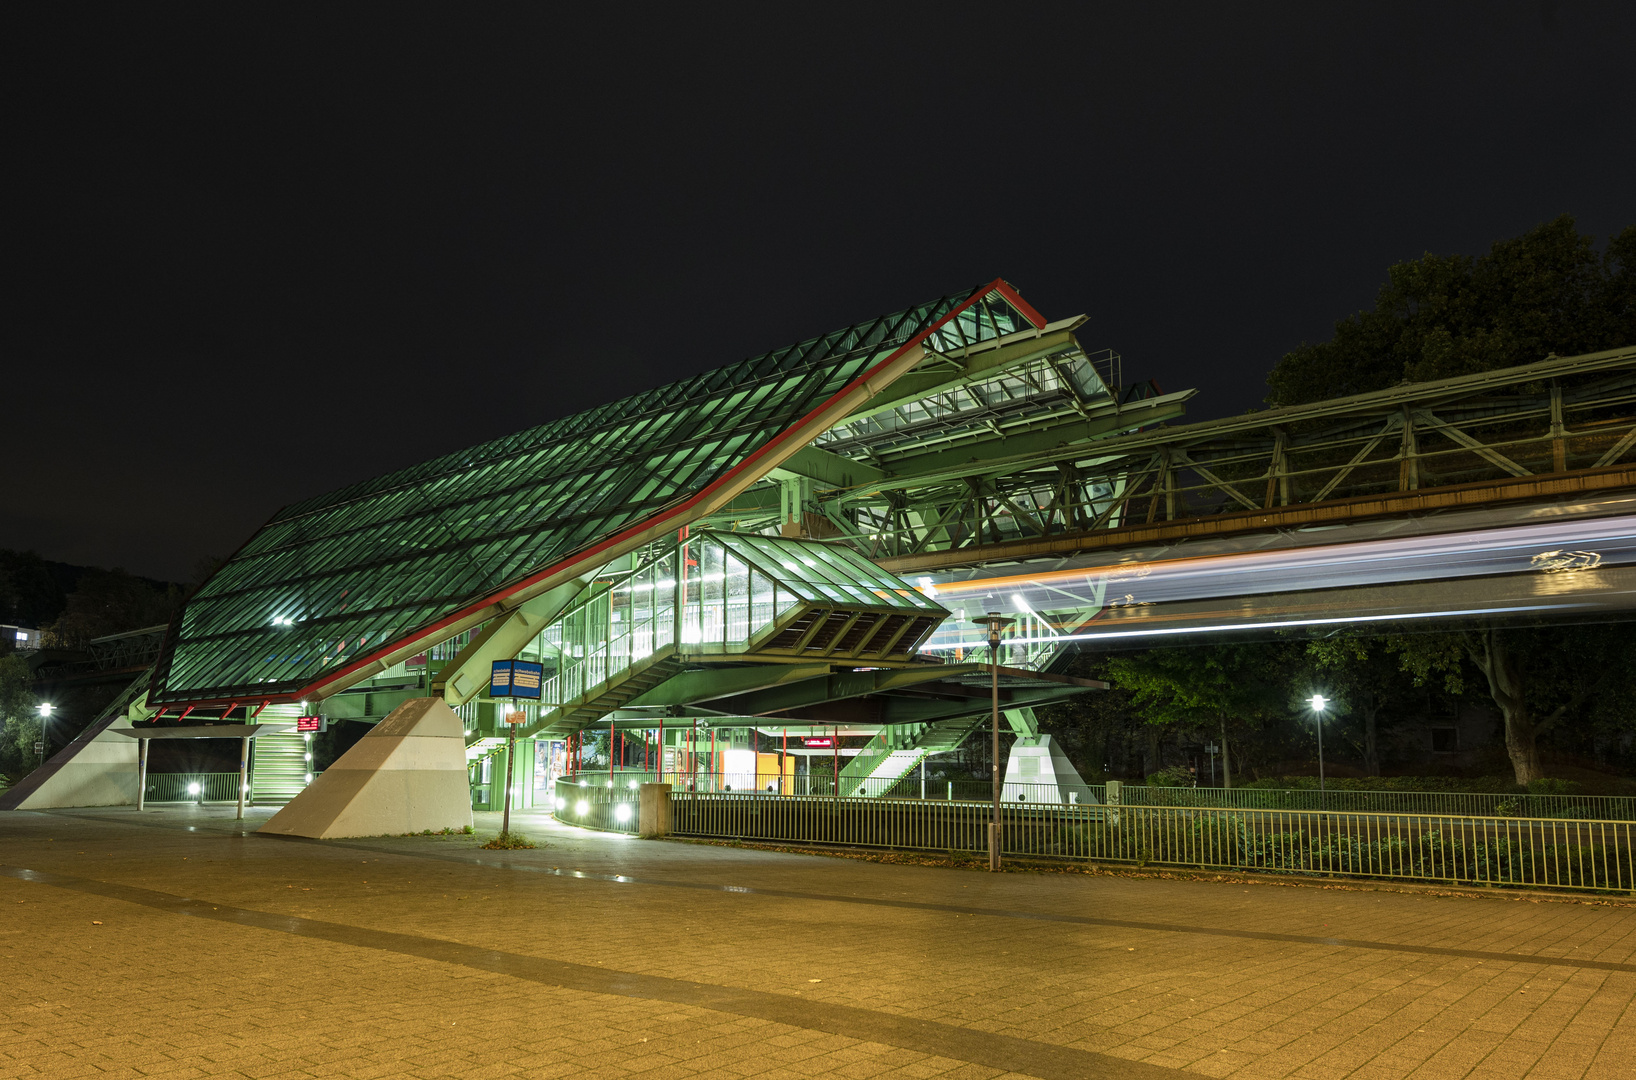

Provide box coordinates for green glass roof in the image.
[150,282,1043,706]
[712,533,943,612]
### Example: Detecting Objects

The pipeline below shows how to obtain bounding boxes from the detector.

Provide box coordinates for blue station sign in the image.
[490,659,545,700]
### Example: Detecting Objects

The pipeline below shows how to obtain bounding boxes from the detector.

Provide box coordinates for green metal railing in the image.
[143,772,244,803]
[1099,784,1636,820]
[551,775,640,834]
[553,770,1636,820]
[670,792,1636,893]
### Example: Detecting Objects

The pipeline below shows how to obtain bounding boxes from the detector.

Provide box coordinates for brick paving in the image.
[3,805,1636,1079]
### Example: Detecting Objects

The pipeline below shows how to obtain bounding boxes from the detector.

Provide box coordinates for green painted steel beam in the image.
[622,662,836,708]
[435,579,593,706]
[840,391,1193,493]
[768,445,887,487]
[839,323,1084,423]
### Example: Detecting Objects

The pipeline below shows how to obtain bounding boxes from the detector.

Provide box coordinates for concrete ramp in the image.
[259,698,473,838]
[0,711,140,810]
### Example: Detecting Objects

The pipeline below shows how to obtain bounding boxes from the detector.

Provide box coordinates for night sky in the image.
[7,3,1635,583]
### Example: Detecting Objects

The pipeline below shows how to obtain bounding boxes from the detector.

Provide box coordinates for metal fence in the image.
[552,775,640,833]
[557,770,1636,819]
[1100,784,1636,820]
[144,772,244,803]
[670,791,1636,894]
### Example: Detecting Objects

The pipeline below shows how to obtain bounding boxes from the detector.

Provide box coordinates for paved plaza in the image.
[4,807,1636,1079]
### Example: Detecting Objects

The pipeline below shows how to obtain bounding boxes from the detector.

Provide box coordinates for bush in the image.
[1236,775,1525,794]
[1527,778,1583,796]
[481,831,536,850]
[1144,765,1195,787]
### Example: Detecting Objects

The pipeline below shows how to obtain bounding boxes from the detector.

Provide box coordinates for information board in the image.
[490,660,514,696]
[296,715,322,733]
[511,660,543,700]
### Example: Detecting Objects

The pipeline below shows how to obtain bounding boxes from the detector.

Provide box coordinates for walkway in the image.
[4,806,1636,1079]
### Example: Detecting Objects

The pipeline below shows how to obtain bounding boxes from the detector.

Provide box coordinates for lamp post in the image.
[973,612,1014,872]
[502,709,523,839]
[36,702,54,767]
[1308,694,1328,807]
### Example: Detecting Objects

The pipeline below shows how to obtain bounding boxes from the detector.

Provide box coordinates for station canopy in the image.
[148,280,1047,708]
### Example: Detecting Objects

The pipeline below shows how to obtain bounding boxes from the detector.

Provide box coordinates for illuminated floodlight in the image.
[1308,694,1328,712]
[304,772,314,783]
[606,780,614,788]
[614,804,632,823]
[574,800,589,816]
[555,797,567,810]
[578,780,587,787]
[37,702,54,718]
[628,780,639,790]
[186,782,201,795]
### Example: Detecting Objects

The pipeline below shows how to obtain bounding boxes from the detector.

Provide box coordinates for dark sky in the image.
[6,3,1634,583]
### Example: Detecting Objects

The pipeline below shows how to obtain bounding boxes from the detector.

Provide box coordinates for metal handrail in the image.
[670,791,1636,893]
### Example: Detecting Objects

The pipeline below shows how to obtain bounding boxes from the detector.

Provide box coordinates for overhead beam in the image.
[434,579,591,705]
[873,461,1636,574]
[622,662,835,708]
[839,322,1084,423]
[846,391,1194,494]
[768,445,887,487]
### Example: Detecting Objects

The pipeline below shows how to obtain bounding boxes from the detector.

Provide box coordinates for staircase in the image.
[525,649,684,740]
[839,714,983,797]
[251,731,311,804]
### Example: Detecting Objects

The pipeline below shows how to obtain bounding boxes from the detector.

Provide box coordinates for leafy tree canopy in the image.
[1267,215,1636,407]
[1105,642,1297,727]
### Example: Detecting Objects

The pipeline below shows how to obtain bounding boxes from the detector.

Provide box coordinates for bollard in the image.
[1105,779,1121,828]
[639,783,673,837]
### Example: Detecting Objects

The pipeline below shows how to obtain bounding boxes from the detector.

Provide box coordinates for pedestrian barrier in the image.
[143,772,244,803]
[669,791,1636,893]
[551,775,641,833]
[1101,784,1636,820]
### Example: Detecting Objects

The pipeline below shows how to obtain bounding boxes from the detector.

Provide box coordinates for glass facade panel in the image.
[150,284,1032,704]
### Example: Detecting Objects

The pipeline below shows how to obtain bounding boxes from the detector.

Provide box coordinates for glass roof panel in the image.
[151,285,1020,704]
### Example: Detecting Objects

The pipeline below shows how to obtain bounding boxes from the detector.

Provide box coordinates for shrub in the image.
[1144,765,1195,787]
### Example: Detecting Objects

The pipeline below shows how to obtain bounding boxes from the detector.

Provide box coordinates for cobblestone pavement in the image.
[4,806,1636,1079]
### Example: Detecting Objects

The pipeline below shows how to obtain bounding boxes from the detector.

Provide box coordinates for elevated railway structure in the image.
[16,280,1636,811]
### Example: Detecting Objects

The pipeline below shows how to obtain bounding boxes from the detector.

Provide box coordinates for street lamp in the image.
[1308,694,1328,804]
[973,612,1014,872]
[35,702,54,766]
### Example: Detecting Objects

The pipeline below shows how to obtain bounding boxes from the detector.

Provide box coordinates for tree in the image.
[1267,215,1636,407]
[1305,636,1423,776]
[44,568,179,648]
[1104,642,1298,786]
[0,549,68,633]
[1384,625,1636,785]
[0,655,41,781]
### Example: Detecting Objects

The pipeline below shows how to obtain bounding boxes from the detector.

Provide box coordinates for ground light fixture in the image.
[575,800,589,816]
[614,804,632,823]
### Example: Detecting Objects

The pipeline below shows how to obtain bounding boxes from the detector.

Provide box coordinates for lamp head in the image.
[1308,694,1327,712]
[974,611,1013,650]
[37,702,53,718]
